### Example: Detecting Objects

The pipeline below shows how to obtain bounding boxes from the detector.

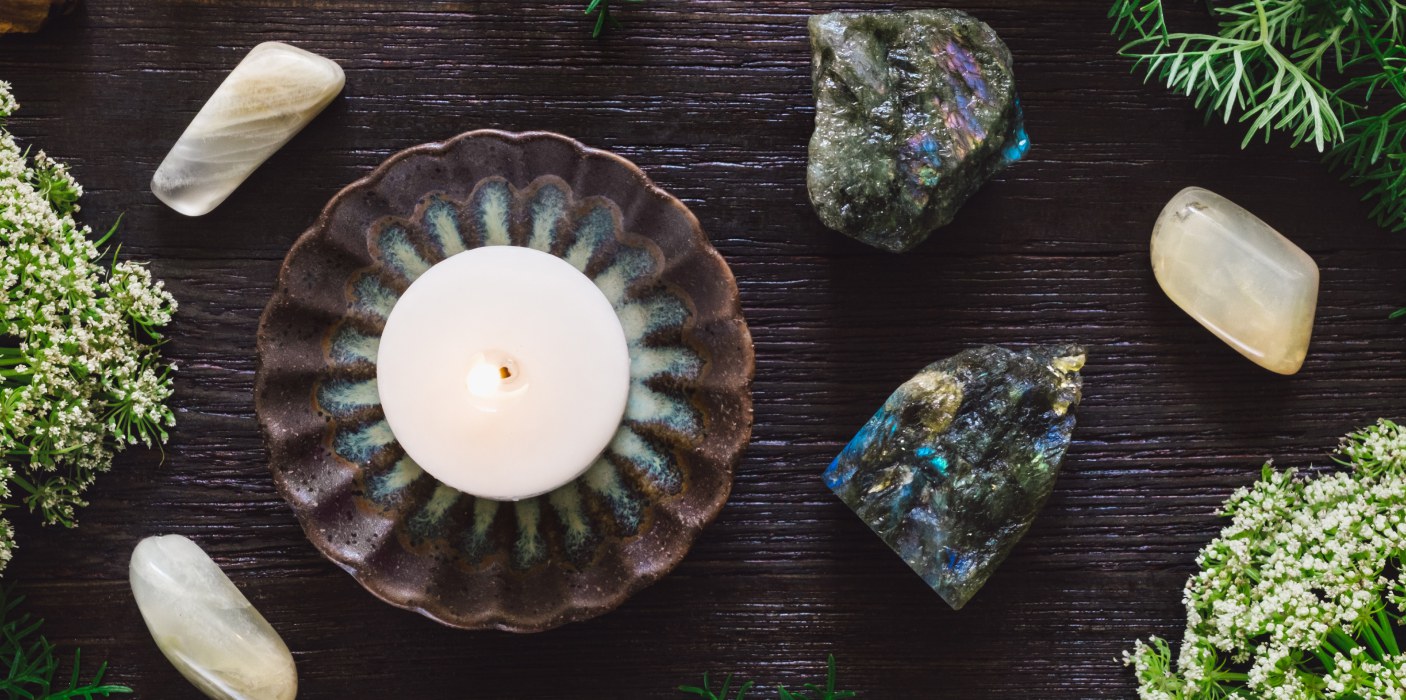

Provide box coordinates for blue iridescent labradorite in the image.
[808,10,1029,253]
[824,345,1085,610]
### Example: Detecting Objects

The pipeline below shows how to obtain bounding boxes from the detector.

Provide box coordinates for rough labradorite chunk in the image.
[824,345,1084,610]
[807,9,1028,253]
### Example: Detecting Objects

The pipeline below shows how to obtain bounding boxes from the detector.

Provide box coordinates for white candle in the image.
[376,246,631,501]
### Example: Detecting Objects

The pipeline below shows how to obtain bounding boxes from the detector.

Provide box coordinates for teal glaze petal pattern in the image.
[373,225,431,283]
[317,378,379,415]
[333,420,396,464]
[470,179,512,246]
[257,131,753,632]
[528,184,567,252]
[513,500,546,568]
[349,275,398,320]
[421,195,467,257]
[329,327,379,366]
[367,457,424,505]
[459,498,500,560]
[581,460,643,531]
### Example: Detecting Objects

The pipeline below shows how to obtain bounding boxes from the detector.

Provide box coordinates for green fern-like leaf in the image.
[777,656,856,700]
[1118,1,1343,150]
[682,657,855,699]
[1110,0,1168,42]
[0,586,130,699]
[1111,0,1406,231]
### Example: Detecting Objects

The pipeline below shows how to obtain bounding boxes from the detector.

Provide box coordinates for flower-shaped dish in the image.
[255,130,754,632]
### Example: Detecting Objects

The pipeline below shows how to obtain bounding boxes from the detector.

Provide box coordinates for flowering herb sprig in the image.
[0,81,177,572]
[0,585,129,698]
[1109,0,1406,234]
[1126,419,1406,698]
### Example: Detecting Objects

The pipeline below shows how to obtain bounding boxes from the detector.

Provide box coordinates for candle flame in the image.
[467,361,509,398]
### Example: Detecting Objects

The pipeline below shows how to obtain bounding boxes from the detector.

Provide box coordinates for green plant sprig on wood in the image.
[585,0,642,37]
[0,585,129,699]
[1109,0,1406,232]
[1126,419,1406,696]
[0,81,177,572]
[681,656,856,700]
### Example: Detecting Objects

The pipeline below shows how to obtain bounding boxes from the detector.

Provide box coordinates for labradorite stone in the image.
[807,10,1028,253]
[823,345,1084,610]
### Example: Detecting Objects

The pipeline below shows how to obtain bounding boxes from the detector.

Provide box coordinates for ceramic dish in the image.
[255,130,754,632]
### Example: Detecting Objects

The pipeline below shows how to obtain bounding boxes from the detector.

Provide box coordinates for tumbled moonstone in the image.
[824,345,1084,610]
[1151,187,1318,375]
[130,535,297,700]
[151,41,344,217]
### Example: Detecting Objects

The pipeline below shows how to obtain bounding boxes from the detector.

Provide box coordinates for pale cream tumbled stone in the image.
[1151,187,1319,375]
[151,41,344,217]
[130,535,297,700]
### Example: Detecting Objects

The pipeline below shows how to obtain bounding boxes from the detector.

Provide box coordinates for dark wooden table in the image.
[3,1,1404,697]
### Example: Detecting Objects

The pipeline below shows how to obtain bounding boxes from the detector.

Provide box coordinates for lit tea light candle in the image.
[376,246,631,501]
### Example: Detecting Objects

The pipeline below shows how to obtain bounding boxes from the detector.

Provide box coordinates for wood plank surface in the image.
[2,1,1405,697]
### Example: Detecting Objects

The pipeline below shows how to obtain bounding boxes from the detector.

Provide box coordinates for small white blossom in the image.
[0,82,176,573]
[1127,420,1406,699]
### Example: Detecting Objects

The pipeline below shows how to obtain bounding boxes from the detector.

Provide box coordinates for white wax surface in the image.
[376,246,630,501]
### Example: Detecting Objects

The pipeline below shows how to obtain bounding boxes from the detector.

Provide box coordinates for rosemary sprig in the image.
[584,0,642,37]
[1110,0,1406,232]
[0,586,130,699]
[681,656,856,700]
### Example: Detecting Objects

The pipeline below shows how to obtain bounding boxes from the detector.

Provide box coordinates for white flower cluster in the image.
[1126,419,1406,699]
[0,81,177,572]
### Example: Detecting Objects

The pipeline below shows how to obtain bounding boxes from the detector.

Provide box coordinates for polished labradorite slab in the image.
[808,9,1028,253]
[824,345,1084,609]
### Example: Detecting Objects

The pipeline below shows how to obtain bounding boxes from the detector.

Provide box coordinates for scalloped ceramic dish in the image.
[255,131,754,632]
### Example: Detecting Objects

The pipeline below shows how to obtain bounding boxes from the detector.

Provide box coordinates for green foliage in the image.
[0,586,129,699]
[777,657,856,700]
[0,81,177,571]
[584,0,642,37]
[680,673,754,700]
[1125,420,1406,697]
[681,656,856,700]
[1109,0,1406,231]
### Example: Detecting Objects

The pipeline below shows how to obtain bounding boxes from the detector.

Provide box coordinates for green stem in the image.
[1328,628,1360,655]
[1312,645,1337,671]
[1254,0,1270,44]
[1378,607,1402,656]
[1361,620,1387,660]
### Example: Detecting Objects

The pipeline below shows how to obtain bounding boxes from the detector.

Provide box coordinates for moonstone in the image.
[151,41,344,217]
[824,345,1084,610]
[1151,187,1318,375]
[130,535,297,700]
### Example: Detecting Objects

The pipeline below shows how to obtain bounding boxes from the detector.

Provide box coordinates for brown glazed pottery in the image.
[255,130,754,631]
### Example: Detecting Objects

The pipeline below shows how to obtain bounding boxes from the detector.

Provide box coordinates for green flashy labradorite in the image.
[824,345,1085,610]
[807,10,1029,253]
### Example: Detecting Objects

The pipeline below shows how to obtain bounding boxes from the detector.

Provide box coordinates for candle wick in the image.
[499,366,512,380]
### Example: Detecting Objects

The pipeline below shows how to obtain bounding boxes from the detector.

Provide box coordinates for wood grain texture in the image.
[2,1,1404,697]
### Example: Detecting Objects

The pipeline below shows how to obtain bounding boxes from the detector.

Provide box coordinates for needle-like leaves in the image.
[0,586,130,699]
[681,657,855,700]
[1112,0,1406,232]
[584,0,643,38]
